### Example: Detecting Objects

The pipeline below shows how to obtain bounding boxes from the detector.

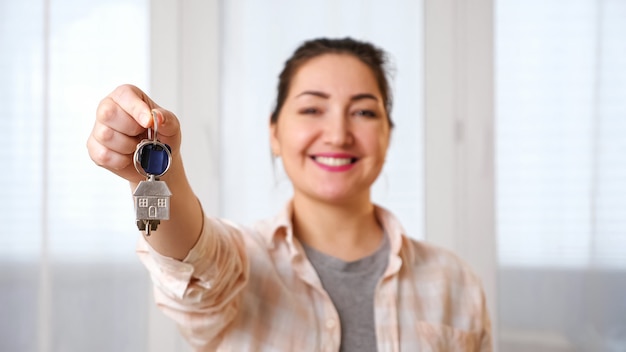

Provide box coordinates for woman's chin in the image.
[307,187,368,206]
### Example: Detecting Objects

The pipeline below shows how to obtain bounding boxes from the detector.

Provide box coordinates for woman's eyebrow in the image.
[296,90,329,99]
[295,91,379,102]
[350,93,379,102]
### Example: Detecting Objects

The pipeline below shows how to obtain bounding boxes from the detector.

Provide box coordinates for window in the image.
[0,1,151,351]
[496,0,626,349]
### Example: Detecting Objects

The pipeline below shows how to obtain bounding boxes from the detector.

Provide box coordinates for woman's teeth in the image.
[314,156,353,166]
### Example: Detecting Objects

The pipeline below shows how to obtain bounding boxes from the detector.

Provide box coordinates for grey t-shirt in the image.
[302,234,390,352]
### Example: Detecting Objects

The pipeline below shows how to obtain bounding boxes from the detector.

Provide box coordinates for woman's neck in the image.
[292,193,383,262]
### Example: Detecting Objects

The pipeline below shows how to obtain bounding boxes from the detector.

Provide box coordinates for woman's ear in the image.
[269,122,281,157]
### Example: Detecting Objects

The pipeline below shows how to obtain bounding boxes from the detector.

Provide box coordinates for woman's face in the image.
[270,53,391,205]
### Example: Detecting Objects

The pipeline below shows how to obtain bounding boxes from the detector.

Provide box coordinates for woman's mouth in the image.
[313,156,354,166]
[310,154,358,171]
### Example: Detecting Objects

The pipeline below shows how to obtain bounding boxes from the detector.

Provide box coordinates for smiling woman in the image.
[87,37,492,351]
[269,51,391,261]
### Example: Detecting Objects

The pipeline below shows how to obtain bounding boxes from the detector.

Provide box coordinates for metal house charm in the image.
[133,175,172,233]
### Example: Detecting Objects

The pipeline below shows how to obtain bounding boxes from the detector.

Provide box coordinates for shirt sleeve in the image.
[476,284,493,352]
[136,215,250,350]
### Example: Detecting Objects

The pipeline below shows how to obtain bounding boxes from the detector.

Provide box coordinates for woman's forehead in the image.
[288,54,382,99]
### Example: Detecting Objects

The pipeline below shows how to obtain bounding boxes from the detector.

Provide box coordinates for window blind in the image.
[496,0,626,269]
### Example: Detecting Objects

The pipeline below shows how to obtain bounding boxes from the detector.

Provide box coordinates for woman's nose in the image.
[323,112,354,147]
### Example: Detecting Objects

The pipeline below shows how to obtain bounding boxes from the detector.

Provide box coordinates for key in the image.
[132,110,173,235]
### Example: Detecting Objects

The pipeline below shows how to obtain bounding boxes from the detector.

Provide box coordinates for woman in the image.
[87,38,492,351]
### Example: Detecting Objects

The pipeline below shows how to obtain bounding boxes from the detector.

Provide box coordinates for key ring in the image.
[147,110,158,142]
[133,109,172,178]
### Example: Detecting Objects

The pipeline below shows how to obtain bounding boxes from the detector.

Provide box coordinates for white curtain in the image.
[0,0,150,351]
[496,0,626,350]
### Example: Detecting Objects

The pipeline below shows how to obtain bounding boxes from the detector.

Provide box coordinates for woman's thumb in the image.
[150,108,180,139]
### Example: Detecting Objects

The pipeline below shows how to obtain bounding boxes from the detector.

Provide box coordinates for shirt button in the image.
[325,318,336,329]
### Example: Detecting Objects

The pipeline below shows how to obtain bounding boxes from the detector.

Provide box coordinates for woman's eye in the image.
[354,110,377,118]
[300,107,320,115]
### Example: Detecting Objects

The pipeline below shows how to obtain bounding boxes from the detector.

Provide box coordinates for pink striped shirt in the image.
[137,203,492,351]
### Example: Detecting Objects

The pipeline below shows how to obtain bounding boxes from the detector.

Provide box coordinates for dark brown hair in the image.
[270,37,394,128]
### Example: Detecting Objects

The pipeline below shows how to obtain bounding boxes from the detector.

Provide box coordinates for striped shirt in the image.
[137,202,492,351]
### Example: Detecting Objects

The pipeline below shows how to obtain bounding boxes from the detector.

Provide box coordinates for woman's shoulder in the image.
[399,236,484,288]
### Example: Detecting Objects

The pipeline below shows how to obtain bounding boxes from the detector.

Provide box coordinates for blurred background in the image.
[0,0,624,351]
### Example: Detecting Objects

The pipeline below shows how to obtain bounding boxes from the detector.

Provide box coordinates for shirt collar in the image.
[259,200,407,258]
[373,205,406,257]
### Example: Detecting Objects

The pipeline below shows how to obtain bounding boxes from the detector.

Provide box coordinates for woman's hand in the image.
[87,84,202,259]
[87,84,182,184]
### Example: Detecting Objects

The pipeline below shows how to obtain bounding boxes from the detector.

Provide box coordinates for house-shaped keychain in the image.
[133,177,172,222]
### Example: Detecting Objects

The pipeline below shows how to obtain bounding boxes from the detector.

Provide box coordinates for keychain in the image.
[132,110,172,236]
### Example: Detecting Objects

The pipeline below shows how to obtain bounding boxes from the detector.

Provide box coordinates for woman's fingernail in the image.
[139,112,150,126]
